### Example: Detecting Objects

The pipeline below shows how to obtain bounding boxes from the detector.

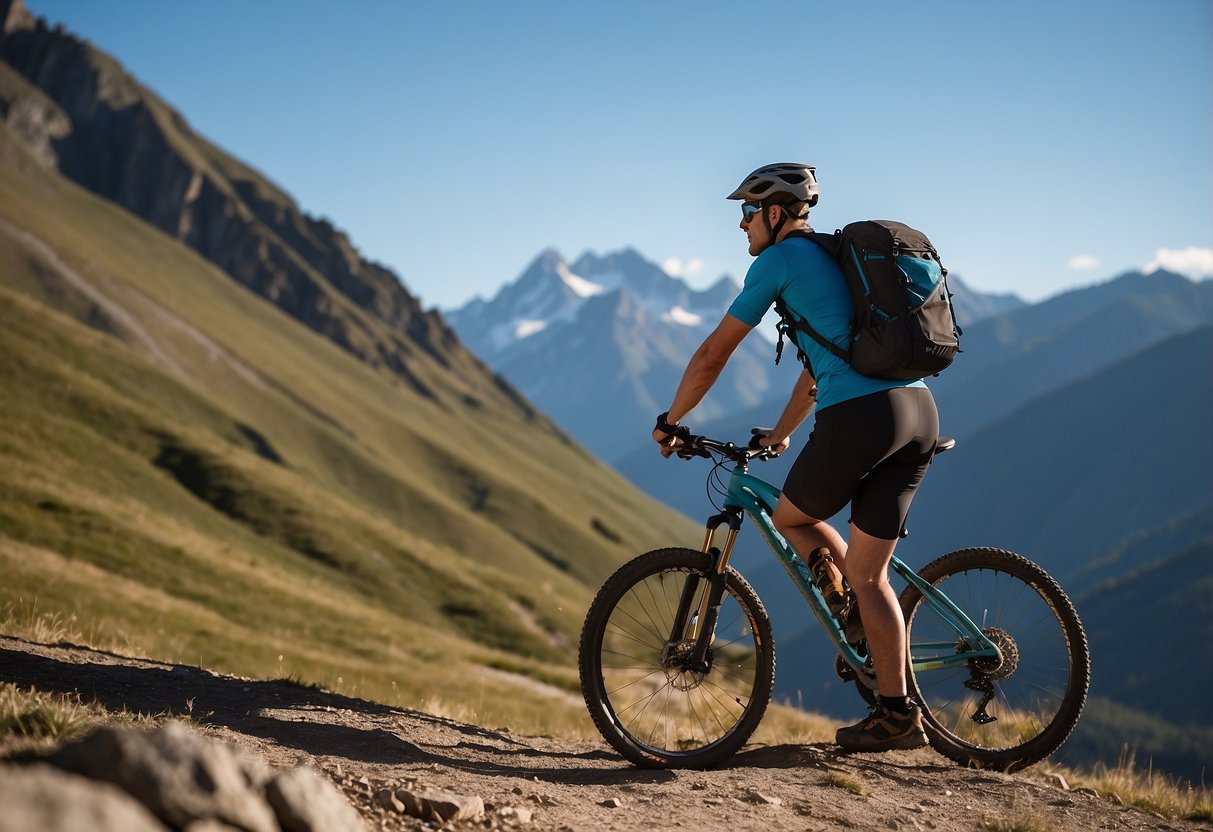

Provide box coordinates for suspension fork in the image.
[667,508,743,672]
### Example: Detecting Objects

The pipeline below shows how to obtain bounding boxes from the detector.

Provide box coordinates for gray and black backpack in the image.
[775,220,961,381]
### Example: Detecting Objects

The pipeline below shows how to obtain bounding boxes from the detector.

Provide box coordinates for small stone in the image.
[423,789,484,823]
[600,797,624,809]
[514,807,533,824]
[1048,773,1070,790]
[374,789,404,813]
[394,789,425,817]
[511,786,524,795]
[750,792,782,807]
[1075,787,1100,798]
[266,766,367,832]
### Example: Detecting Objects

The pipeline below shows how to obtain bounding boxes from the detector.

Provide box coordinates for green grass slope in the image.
[0,125,696,733]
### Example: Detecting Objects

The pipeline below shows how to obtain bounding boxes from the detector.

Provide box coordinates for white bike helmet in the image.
[727,162,819,207]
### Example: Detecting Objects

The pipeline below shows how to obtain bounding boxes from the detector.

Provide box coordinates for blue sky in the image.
[29,0,1213,310]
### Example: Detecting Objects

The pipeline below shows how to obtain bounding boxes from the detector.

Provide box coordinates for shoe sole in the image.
[835,730,928,753]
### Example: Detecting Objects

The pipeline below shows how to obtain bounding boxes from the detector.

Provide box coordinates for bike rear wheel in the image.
[579,547,774,769]
[901,547,1090,771]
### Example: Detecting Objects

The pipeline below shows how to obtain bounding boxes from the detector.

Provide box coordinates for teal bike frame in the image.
[699,459,1001,679]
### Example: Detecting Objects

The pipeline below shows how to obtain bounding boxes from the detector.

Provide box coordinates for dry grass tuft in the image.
[1043,749,1212,822]
[0,684,91,744]
[975,816,1055,832]
[824,770,866,795]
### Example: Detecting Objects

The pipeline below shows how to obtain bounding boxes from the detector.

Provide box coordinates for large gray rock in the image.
[266,766,367,832]
[0,763,168,832]
[49,722,279,832]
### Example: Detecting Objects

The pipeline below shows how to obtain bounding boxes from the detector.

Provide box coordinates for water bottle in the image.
[807,547,847,619]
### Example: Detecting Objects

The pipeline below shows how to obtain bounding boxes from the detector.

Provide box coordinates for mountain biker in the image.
[652,162,940,752]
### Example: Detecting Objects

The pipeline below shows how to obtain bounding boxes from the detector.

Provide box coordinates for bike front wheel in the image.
[579,547,775,769]
[901,547,1090,772]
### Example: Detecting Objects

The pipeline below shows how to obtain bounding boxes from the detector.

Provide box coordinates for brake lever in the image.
[674,435,709,459]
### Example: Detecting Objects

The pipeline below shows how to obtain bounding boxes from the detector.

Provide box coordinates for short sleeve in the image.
[726,247,788,327]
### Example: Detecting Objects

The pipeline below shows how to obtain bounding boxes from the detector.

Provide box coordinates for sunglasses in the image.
[741,201,763,223]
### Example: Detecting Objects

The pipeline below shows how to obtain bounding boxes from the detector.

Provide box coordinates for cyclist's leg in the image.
[841,526,906,695]
[845,387,939,697]
[771,496,847,560]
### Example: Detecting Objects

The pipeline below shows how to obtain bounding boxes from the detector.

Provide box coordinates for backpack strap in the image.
[774,298,850,364]
[772,230,851,368]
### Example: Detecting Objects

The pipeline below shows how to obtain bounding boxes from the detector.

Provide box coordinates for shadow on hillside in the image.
[0,636,685,782]
[4,636,927,783]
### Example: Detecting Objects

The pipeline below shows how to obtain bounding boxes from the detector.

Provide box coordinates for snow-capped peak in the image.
[448,247,743,359]
[557,261,606,299]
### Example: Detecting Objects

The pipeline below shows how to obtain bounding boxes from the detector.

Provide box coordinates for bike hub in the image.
[660,640,713,684]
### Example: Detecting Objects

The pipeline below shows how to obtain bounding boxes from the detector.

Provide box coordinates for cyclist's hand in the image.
[751,427,790,456]
[653,427,684,458]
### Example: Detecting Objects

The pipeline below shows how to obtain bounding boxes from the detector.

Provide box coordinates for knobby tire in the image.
[900,547,1090,772]
[579,548,775,769]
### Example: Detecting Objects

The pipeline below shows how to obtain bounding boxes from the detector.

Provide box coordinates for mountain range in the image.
[447,245,1022,460]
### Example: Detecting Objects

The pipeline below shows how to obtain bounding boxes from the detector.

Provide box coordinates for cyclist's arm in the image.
[658,313,753,427]
[763,367,818,447]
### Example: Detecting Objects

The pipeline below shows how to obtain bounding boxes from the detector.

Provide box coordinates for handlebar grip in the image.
[748,427,774,450]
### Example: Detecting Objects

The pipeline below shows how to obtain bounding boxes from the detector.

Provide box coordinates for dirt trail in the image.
[0,635,1197,832]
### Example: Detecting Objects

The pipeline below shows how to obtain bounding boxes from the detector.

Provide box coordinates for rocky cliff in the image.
[0,0,526,414]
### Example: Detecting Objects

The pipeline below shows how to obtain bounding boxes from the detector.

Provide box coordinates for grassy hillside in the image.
[0,123,697,732]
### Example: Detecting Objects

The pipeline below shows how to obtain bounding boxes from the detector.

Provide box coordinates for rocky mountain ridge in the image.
[1,0,519,415]
[448,246,781,458]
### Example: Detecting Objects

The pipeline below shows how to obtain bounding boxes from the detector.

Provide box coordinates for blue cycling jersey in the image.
[726,235,926,411]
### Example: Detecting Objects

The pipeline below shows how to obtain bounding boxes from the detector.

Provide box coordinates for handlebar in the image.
[670,431,782,464]
[666,430,957,463]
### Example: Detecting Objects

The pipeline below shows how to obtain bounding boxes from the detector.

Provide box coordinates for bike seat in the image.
[934,437,956,455]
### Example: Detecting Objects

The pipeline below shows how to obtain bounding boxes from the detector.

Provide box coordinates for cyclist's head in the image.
[728,163,818,254]
[727,162,819,206]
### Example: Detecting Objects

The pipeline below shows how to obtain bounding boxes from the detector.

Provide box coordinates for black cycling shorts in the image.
[782,386,940,541]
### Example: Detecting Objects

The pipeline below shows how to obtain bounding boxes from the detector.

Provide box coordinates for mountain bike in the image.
[578,432,1090,771]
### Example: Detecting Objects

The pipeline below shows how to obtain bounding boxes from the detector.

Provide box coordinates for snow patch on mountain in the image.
[663,306,703,326]
[557,261,607,298]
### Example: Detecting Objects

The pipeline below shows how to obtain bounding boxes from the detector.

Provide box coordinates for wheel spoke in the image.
[581,551,773,766]
[903,549,1088,770]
